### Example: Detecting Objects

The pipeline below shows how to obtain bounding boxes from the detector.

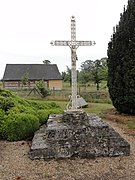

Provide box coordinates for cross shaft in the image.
[51,16,95,111]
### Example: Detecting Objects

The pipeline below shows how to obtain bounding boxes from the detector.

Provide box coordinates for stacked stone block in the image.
[29,111,130,160]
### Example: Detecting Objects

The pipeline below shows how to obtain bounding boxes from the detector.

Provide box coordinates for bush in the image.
[0,89,62,141]
[37,110,49,125]
[0,96,14,112]
[0,109,6,139]
[48,108,63,115]
[2,113,40,141]
[0,89,15,97]
[37,107,63,125]
[30,101,60,110]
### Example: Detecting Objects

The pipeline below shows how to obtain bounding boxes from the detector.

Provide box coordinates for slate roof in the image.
[2,64,62,81]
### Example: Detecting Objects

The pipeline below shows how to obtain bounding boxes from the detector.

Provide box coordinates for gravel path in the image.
[0,120,135,180]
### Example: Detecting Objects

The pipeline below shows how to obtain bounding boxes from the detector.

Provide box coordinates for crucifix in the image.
[51,16,96,111]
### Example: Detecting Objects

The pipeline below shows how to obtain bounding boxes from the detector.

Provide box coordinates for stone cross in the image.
[51,16,96,111]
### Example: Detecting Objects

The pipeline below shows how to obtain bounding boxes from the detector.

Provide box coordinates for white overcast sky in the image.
[0,0,128,79]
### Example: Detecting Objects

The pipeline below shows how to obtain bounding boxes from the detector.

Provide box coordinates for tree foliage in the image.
[79,58,108,90]
[91,60,102,91]
[36,80,50,98]
[21,73,29,86]
[107,0,135,114]
[62,58,108,90]
[43,60,51,64]
[62,66,72,86]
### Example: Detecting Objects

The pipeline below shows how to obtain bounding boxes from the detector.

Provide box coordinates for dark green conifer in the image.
[107,0,135,114]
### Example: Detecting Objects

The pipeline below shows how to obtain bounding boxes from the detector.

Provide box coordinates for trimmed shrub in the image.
[0,109,6,139]
[2,113,39,141]
[49,108,63,115]
[37,107,63,125]
[37,110,49,125]
[30,101,60,110]
[0,89,62,141]
[0,96,14,112]
[0,89,15,97]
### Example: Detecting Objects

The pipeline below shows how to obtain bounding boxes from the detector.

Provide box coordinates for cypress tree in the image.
[107,0,135,114]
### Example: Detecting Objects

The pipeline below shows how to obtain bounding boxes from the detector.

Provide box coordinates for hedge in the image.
[0,89,63,141]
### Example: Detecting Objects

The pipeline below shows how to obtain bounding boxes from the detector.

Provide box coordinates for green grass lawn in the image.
[15,81,109,100]
[51,101,113,117]
[48,101,135,130]
[63,81,108,92]
[84,103,113,116]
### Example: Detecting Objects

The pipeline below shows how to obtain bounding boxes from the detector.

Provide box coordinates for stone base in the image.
[29,111,130,160]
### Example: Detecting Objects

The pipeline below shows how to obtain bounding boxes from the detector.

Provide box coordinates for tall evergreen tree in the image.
[107,0,135,114]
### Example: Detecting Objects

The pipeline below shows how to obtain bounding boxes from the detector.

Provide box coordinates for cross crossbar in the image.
[50,40,96,47]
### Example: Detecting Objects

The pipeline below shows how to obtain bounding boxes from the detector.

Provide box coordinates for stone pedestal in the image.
[29,111,130,160]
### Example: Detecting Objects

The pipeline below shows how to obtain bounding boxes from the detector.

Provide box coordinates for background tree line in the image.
[62,57,108,91]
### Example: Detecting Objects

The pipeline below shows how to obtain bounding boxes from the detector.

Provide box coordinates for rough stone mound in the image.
[29,111,130,160]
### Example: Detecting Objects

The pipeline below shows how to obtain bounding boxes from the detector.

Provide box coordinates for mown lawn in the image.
[48,100,135,131]
[84,103,113,116]
[50,101,113,117]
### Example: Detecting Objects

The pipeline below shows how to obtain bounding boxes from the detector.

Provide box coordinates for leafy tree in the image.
[78,71,91,84]
[79,60,94,84]
[79,58,108,90]
[62,66,72,86]
[81,60,94,72]
[61,71,66,80]
[100,57,108,81]
[107,0,135,114]
[91,60,102,91]
[36,80,50,98]
[43,60,51,64]
[21,73,29,87]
